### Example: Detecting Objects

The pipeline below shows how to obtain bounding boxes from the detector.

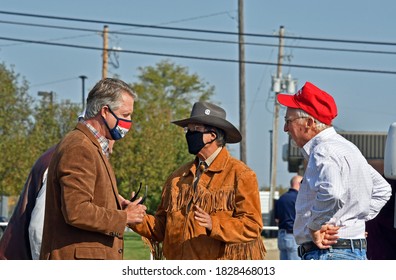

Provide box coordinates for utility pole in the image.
[102,25,109,79]
[269,26,285,222]
[79,75,87,111]
[238,0,247,163]
[38,91,54,106]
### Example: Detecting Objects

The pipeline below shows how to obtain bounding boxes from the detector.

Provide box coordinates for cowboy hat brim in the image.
[172,115,242,144]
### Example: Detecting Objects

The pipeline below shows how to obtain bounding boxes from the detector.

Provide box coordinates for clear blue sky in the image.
[1,0,396,189]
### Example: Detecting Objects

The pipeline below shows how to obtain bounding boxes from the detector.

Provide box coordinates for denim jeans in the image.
[277,229,300,260]
[301,247,367,260]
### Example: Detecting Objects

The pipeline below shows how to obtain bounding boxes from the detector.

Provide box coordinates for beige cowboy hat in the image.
[172,101,242,143]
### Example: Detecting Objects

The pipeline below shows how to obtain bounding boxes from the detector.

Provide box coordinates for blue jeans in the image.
[301,247,367,260]
[277,229,300,260]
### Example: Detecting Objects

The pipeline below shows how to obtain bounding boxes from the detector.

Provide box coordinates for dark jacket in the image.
[0,145,56,260]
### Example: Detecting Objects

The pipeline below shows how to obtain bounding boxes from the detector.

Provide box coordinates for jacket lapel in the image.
[75,123,122,209]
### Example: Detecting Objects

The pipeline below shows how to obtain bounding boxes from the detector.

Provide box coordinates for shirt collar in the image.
[80,119,110,158]
[301,127,336,160]
[202,146,223,167]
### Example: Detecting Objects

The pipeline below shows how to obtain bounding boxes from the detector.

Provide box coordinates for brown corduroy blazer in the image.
[40,123,127,260]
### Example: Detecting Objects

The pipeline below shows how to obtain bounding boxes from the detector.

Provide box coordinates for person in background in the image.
[274,175,302,260]
[130,101,266,260]
[40,78,146,260]
[0,145,55,260]
[277,81,392,260]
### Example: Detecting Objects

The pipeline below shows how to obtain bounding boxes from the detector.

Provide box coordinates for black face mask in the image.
[185,130,217,155]
[186,131,206,155]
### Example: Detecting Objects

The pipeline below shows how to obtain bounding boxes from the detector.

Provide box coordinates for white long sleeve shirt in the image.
[294,127,392,245]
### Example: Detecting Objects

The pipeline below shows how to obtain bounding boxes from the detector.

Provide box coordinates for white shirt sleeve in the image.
[28,168,48,260]
[367,165,392,221]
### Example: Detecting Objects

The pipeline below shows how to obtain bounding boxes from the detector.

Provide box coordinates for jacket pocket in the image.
[75,247,106,260]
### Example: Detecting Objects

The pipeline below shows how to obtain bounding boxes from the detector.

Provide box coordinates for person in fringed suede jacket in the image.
[131,101,266,260]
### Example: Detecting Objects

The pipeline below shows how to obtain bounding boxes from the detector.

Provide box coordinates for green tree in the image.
[0,61,82,196]
[0,63,33,196]
[28,97,81,159]
[112,60,214,213]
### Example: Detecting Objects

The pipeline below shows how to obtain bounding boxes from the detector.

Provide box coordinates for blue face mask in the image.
[103,106,132,140]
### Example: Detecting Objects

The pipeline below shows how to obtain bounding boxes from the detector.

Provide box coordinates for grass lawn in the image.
[123,230,152,260]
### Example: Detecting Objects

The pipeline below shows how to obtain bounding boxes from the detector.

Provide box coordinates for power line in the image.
[29,77,78,88]
[0,19,98,33]
[1,10,396,46]
[1,19,396,56]
[1,36,396,75]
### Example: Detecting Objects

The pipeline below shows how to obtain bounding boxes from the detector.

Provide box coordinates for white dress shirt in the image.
[294,127,392,245]
[28,168,48,260]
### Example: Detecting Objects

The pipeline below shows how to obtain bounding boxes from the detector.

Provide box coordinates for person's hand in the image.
[310,224,340,249]
[125,198,147,226]
[118,193,130,210]
[322,224,340,246]
[194,205,212,231]
[119,191,145,210]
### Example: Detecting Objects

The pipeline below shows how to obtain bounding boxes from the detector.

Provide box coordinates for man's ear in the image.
[306,117,315,128]
[210,131,218,140]
[100,105,109,118]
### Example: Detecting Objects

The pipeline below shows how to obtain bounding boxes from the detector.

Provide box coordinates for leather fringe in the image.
[219,237,267,260]
[161,186,236,214]
[142,236,164,260]
[142,236,266,260]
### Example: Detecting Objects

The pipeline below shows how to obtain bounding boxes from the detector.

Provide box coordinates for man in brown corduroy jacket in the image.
[40,78,146,260]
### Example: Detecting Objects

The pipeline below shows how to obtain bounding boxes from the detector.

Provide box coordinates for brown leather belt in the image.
[298,239,366,258]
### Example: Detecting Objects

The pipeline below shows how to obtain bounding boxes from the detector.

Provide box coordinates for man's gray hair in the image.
[295,108,329,131]
[84,78,137,119]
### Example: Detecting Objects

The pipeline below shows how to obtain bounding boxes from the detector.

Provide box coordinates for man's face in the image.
[283,108,309,148]
[184,123,207,134]
[105,93,134,129]
[102,92,134,140]
[184,123,217,156]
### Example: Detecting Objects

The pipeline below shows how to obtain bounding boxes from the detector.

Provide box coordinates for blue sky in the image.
[1,0,396,189]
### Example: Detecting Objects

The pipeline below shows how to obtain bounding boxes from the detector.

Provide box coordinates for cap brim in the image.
[277,93,300,108]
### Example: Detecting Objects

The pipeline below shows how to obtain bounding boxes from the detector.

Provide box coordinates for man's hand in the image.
[194,205,212,231]
[310,224,340,249]
[125,198,147,226]
[118,193,129,210]
[119,190,146,210]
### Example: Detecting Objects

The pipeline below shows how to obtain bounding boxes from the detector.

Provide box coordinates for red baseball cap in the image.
[277,82,338,125]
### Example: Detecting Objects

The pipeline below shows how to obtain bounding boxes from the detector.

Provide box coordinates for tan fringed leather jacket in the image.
[132,147,266,259]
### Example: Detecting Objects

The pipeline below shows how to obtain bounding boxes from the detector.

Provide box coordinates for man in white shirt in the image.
[277,81,392,260]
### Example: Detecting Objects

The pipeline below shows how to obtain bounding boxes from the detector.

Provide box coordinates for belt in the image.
[298,239,366,258]
[279,228,293,234]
